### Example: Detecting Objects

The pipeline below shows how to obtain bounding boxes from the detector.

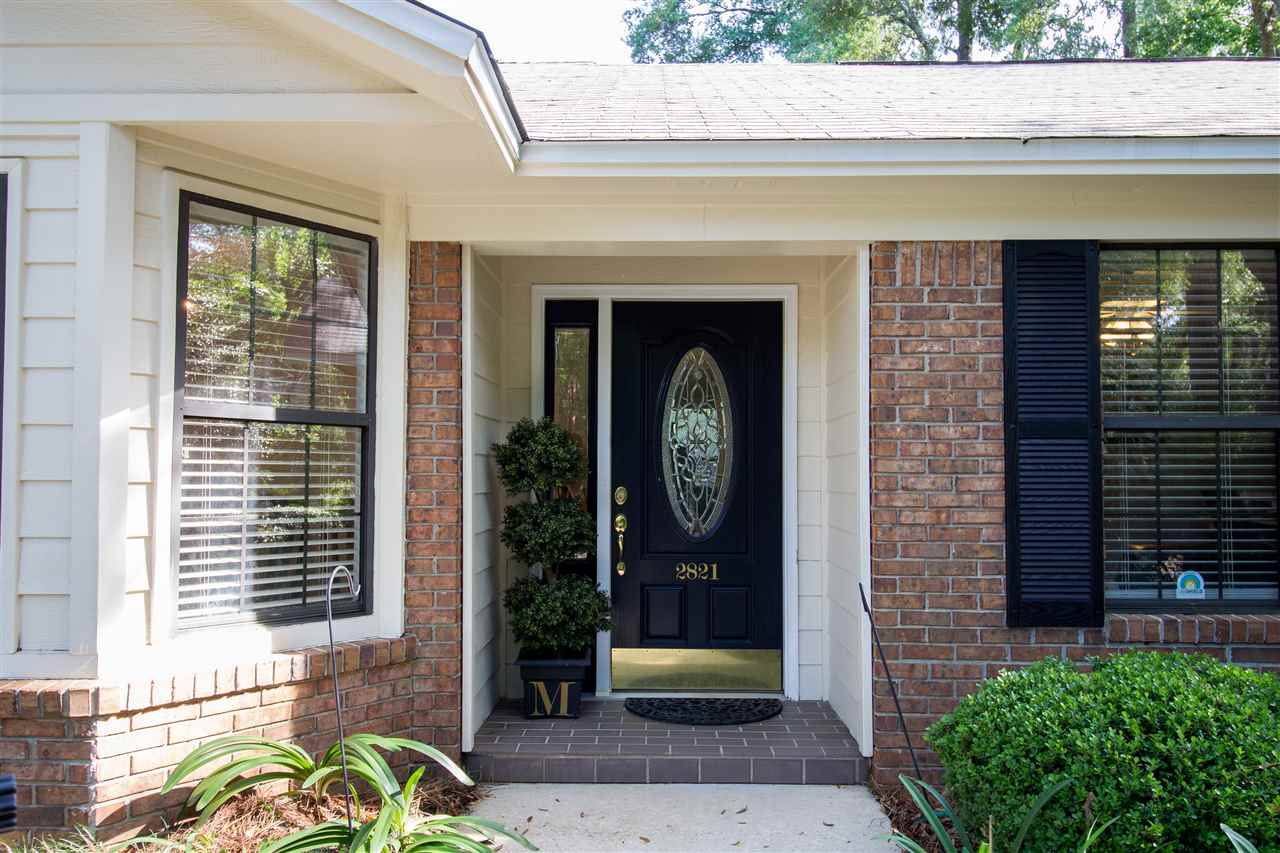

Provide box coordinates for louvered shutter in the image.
[1004,241,1103,627]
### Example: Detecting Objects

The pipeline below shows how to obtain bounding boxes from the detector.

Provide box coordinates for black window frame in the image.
[543,298,599,548]
[1098,241,1280,613]
[173,191,378,629]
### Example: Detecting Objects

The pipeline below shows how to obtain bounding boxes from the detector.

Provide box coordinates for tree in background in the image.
[623,0,1278,61]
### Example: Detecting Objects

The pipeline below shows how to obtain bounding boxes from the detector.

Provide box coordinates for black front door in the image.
[610,301,783,691]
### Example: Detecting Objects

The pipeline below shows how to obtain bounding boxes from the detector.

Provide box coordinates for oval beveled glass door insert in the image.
[661,346,733,540]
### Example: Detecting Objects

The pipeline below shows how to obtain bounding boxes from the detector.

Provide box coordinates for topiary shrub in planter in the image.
[494,417,609,718]
[926,651,1280,852]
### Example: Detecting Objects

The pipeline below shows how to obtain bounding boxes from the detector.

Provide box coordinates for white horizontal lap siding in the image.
[0,0,407,96]
[13,155,79,652]
[469,255,504,727]
[127,160,164,647]
[822,251,873,756]
[797,281,825,700]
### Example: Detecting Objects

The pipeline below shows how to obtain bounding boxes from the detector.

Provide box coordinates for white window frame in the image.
[144,171,406,667]
[0,159,26,658]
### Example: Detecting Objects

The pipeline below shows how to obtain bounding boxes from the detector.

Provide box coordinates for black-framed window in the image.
[174,192,377,627]
[544,299,598,548]
[1099,247,1278,609]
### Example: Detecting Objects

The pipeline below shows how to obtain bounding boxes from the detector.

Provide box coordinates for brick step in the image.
[466,751,867,784]
[467,698,869,784]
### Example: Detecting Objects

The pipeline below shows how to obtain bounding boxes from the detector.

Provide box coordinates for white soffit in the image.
[238,0,522,170]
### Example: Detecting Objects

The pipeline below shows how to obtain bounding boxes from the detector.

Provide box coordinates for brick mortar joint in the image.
[0,636,416,719]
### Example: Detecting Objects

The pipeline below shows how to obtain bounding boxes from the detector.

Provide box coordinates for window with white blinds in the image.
[176,194,376,627]
[1100,247,1278,608]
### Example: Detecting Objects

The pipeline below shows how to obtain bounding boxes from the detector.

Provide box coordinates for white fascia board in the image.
[238,0,522,172]
[333,0,525,157]
[465,42,521,172]
[241,0,475,119]
[517,136,1280,177]
[0,94,465,125]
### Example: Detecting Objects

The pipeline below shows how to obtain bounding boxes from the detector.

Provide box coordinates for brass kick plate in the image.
[611,648,782,691]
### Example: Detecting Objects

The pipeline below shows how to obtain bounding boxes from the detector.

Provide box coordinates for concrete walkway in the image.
[472,783,896,852]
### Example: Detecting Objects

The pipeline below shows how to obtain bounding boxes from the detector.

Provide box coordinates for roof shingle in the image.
[497,59,1280,142]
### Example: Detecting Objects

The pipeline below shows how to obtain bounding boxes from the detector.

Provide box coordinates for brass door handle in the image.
[614,513,627,575]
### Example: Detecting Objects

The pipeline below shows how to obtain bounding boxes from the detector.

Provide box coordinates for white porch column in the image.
[69,122,136,675]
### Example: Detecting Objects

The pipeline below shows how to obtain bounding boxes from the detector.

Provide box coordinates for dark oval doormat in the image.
[624,697,784,726]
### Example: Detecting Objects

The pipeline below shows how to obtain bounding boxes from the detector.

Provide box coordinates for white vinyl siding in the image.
[469,254,504,726]
[0,0,407,97]
[12,156,79,652]
[822,251,873,755]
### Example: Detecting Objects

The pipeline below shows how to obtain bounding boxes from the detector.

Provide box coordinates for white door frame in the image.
[530,284,800,699]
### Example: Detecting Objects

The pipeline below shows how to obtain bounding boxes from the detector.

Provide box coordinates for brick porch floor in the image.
[466,699,868,784]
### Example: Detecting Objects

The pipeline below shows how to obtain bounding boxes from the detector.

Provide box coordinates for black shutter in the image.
[1004,241,1102,627]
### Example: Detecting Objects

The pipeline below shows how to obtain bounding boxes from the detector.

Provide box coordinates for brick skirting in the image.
[0,637,414,839]
[868,241,1280,788]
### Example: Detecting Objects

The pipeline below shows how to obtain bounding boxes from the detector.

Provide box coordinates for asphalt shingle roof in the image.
[497,59,1280,142]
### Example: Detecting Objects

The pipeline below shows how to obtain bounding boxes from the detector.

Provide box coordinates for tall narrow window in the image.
[1101,247,1278,608]
[175,193,377,627]
[544,300,597,512]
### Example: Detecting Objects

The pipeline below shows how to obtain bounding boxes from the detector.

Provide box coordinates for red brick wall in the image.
[405,242,464,757]
[868,241,1280,788]
[0,638,414,840]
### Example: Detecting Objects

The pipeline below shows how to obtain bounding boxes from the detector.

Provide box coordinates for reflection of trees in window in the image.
[1100,247,1278,608]
[553,327,591,504]
[178,197,373,625]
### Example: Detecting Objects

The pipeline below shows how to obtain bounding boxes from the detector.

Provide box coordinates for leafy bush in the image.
[504,574,612,658]
[499,499,595,570]
[161,733,470,826]
[262,766,535,853]
[493,417,585,499]
[882,774,1116,853]
[493,417,595,571]
[927,652,1280,852]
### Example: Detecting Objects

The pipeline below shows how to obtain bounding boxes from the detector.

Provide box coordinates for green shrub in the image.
[499,499,595,570]
[492,417,585,499]
[493,417,595,571]
[927,652,1280,852]
[504,574,612,658]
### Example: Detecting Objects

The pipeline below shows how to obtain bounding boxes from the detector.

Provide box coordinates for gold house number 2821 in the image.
[675,562,719,581]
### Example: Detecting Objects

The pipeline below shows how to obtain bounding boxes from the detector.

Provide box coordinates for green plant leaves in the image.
[926,652,1280,851]
[500,499,596,570]
[502,574,612,657]
[492,417,585,498]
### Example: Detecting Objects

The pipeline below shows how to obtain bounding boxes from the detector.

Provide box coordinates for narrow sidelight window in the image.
[544,300,597,512]
[1101,247,1279,608]
[174,193,377,627]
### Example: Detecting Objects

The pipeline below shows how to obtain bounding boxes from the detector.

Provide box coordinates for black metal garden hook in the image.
[327,565,361,833]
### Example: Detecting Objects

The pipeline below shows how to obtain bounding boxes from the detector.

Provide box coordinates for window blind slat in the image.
[1101,247,1279,608]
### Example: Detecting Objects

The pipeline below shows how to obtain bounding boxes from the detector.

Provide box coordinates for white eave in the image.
[516,136,1280,178]
[237,0,524,171]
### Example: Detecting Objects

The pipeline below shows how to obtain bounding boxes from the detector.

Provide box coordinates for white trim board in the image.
[528,284,801,699]
[460,244,475,753]
[517,137,1280,178]
[0,158,26,657]
[120,170,406,679]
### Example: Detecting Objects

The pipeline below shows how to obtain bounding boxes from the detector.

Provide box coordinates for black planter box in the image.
[517,651,590,719]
